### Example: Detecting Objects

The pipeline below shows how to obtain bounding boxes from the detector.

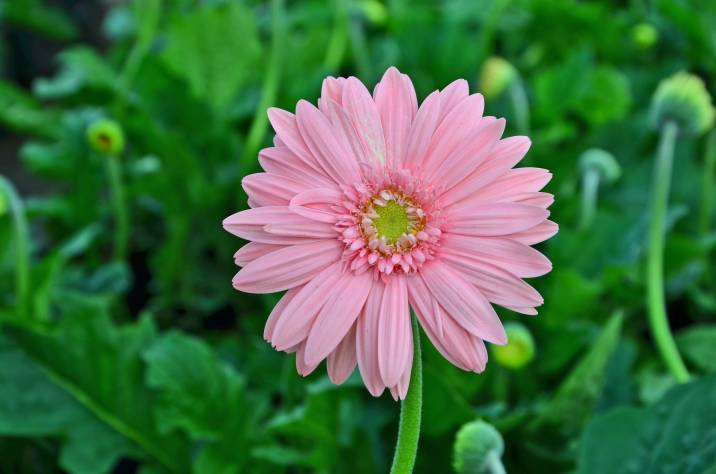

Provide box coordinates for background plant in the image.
[1,0,716,473]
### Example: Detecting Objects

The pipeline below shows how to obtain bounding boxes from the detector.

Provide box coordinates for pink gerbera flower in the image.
[224,67,557,400]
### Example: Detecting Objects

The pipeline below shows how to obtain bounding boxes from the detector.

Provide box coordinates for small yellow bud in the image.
[492,322,535,370]
[651,71,715,136]
[632,23,658,49]
[479,57,518,100]
[86,119,125,156]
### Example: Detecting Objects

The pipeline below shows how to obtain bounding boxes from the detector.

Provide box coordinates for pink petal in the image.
[296,343,319,376]
[356,284,386,397]
[296,100,361,184]
[420,94,485,177]
[271,262,344,350]
[429,117,505,190]
[448,203,550,237]
[264,287,301,342]
[258,146,334,187]
[233,242,282,267]
[506,220,559,245]
[267,108,326,177]
[443,234,552,278]
[440,136,531,207]
[438,79,469,122]
[440,250,544,309]
[289,187,344,223]
[374,67,417,168]
[325,98,370,165]
[304,271,373,367]
[462,167,553,206]
[408,276,487,372]
[420,263,506,344]
[319,76,346,113]
[390,362,413,401]
[405,91,441,170]
[242,172,310,206]
[342,77,387,165]
[232,240,341,294]
[223,206,325,244]
[327,323,358,384]
[378,274,413,387]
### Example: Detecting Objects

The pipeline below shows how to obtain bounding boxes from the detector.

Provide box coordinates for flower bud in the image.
[492,322,535,369]
[360,0,388,26]
[578,148,621,184]
[453,419,504,474]
[631,23,658,49]
[86,119,125,156]
[651,71,715,136]
[479,57,518,100]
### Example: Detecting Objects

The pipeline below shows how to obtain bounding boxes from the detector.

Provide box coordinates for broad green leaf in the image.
[577,375,716,474]
[2,0,78,40]
[1,308,191,472]
[34,47,118,100]
[677,325,716,373]
[143,331,252,473]
[161,3,262,111]
[0,81,58,138]
[0,336,138,474]
[533,312,623,436]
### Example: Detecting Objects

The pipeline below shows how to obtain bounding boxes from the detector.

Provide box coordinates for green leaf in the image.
[0,336,138,474]
[161,3,262,111]
[143,331,252,472]
[34,47,118,100]
[577,375,716,474]
[0,81,58,138]
[575,66,631,126]
[677,325,716,373]
[1,307,191,472]
[2,0,78,40]
[533,312,623,436]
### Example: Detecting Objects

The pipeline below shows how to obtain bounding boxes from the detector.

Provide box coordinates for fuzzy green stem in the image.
[647,121,690,383]
[579,167,600,230]
[0,176,30,318]
[698,129,716,235]
[389,315,422,474]
[486,450,507,474]
[240,0,286,181]
[106,155,129,261]
[507,80,530,135]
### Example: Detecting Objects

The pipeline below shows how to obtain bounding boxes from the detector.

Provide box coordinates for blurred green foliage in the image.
[0,0,715,473]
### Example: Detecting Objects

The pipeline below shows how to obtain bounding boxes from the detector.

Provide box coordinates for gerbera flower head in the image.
[224,67,557,400]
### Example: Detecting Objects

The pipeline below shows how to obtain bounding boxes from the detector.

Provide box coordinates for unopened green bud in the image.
[479,57,518,100]
[360,0,388,26]
[86,119,125,156]
[579,148,621,184]
[651,71,715,136]
[493,322,535,370]
[632,23,658,49]
[453,420,505,474]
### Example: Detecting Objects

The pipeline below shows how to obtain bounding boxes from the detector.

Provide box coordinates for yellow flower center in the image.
[373,200,410,244]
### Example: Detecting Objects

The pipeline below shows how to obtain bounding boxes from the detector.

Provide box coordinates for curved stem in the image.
[698,128,716,235]
[0,176,30,318]
[579,168,600,230]
[106,155,129,261]
[240,0,286,179]
[647,121,690,383]
[389,315,422,474]
[486,450,507,474]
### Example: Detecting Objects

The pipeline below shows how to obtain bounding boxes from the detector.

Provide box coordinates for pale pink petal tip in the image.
[223,66,556,399]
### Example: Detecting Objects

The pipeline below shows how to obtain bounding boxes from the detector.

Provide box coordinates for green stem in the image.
[0,176,30,318]
[646,121,690,383]
[698,128,716,235]
[240,0,286,179]
[389,315,422,474]
[507,80,530,135]
[324,0,349,72]
[579,167,600,230]
[486,450,507,474]
[106,155,130,261]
